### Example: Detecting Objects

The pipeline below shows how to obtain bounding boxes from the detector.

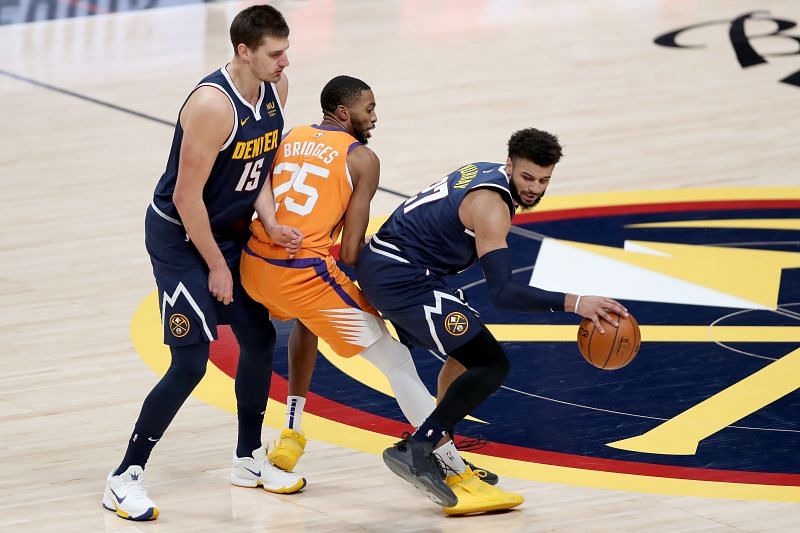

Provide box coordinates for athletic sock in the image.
[285,396,306,431]
[434,440,467,474]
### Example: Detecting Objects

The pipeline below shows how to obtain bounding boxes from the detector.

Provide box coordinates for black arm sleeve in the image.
[479,247,565,312]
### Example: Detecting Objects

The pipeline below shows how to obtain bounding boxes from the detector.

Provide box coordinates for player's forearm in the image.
[173,197,226,270]
[479,248,565,312]
[254,181,279,230]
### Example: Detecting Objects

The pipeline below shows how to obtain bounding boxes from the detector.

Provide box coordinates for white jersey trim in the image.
[368,240,410,264]
[219,66,263,121]
[150,200,182,226]
[196,81,238,152]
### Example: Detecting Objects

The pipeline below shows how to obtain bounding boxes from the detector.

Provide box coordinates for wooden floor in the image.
[1,0,799,530]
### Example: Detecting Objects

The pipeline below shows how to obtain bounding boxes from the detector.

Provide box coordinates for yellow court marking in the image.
[130,292,800,503]
[531,187,800,212]
[489,324,800,343]
[131,187,800,503]
[628,218,800,231]
[556,239,800,310]
[608,347,800,455]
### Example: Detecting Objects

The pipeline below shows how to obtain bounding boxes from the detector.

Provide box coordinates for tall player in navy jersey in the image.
[102,6,305,522]
[356,128,629,511]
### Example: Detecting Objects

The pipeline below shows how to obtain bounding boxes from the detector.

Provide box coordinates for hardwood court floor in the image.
[1,0,799,531]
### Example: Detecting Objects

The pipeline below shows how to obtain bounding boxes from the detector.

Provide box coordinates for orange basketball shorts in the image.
[240,244,383,357]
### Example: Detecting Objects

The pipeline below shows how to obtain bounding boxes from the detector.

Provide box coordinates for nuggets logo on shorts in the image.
[168,313,190,338]
[444,311,469,336]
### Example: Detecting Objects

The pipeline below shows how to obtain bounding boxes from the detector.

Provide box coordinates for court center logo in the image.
[444,311,469,336]
[168,313,190,338]
[655,10,800,87]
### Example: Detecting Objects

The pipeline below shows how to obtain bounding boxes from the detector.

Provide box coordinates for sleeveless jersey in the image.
[150,66,284,241]
[374,161,515,275]
[249,124,361,258]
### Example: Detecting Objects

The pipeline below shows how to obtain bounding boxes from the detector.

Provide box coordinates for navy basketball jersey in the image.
[375,162,515,275]
[150,67,284,247]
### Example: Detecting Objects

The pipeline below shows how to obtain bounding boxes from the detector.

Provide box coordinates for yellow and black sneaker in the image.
[442,466,523,516]
[454,435,499,485]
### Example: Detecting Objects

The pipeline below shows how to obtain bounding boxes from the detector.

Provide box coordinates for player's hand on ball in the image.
[575,296,628,334]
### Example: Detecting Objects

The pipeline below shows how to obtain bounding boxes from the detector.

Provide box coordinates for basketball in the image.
[577,312,641,370]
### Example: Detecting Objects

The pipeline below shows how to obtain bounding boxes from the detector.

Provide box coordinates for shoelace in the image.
[432,452,458,480]
[453,435,487,452]
[126,476,150,497]
[470,466,490,479]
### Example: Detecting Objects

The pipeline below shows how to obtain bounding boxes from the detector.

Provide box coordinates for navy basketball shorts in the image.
[145,205,269,347]
[355,245,482,356]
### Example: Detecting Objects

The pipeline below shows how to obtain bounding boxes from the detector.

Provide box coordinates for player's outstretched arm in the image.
[173,86,236,304]
[464,189,565,312]
[339,145,379,265]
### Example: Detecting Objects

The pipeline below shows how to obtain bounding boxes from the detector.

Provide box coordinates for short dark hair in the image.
[230,5,289,53]
[507,128,563,166]
[320,75,371,114]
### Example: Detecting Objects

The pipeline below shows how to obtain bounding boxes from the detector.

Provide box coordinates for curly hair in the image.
[320,75,371,114]
[507,128,563,166]
[230,5,289,53]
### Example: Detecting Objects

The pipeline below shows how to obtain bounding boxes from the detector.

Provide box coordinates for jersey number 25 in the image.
[271,161,330,216]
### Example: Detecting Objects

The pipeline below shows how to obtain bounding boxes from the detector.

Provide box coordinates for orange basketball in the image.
[577,312,641,370]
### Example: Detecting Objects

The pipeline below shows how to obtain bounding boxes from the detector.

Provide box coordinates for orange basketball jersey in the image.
[249,124,360,258]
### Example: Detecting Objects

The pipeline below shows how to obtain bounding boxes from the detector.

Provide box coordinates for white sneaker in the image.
[102,466,159,521]
[231,446,306,494]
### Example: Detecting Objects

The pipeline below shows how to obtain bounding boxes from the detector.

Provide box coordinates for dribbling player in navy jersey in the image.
[102,6,305,522]
[356,128,629,513]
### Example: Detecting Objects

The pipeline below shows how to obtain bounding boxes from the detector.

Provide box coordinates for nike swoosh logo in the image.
[110,488,126,504]
[243,466,261,477]
[147,437,159,442]
[240,116,250,126]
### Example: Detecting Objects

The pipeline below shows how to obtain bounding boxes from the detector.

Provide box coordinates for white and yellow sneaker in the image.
[267,429,307,472]
[443,466,523,515]
[231,446,306,494]
[102,466,159,521]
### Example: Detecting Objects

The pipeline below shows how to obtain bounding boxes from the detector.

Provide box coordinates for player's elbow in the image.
[172,188,190,212]
[487,283,511,309]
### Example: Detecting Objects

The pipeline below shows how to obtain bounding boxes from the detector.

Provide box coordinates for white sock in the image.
[434,440,467,474]
[285,395,306,431]
[360,327,436,428]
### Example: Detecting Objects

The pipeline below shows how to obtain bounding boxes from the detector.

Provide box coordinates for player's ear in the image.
[236,42,249,59]
[335,104,350,122]
[505,157,513,175]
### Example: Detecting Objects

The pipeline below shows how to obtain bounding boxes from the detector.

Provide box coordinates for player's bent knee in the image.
[448,327,509,385]
[360,328,414,373]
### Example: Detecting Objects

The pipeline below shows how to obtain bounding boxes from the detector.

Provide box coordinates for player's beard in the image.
[351,116,371,144]
[510,179,544,212]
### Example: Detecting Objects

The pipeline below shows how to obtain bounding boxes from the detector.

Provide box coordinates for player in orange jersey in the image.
[240,76,516,514]
[240,75,433,450]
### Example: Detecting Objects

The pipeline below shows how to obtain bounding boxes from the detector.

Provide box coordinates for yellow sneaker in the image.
[442,467,524,515]
[267,429,307,472]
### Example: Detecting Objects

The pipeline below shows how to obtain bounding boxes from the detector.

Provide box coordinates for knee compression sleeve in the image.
[428,327,509,431]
